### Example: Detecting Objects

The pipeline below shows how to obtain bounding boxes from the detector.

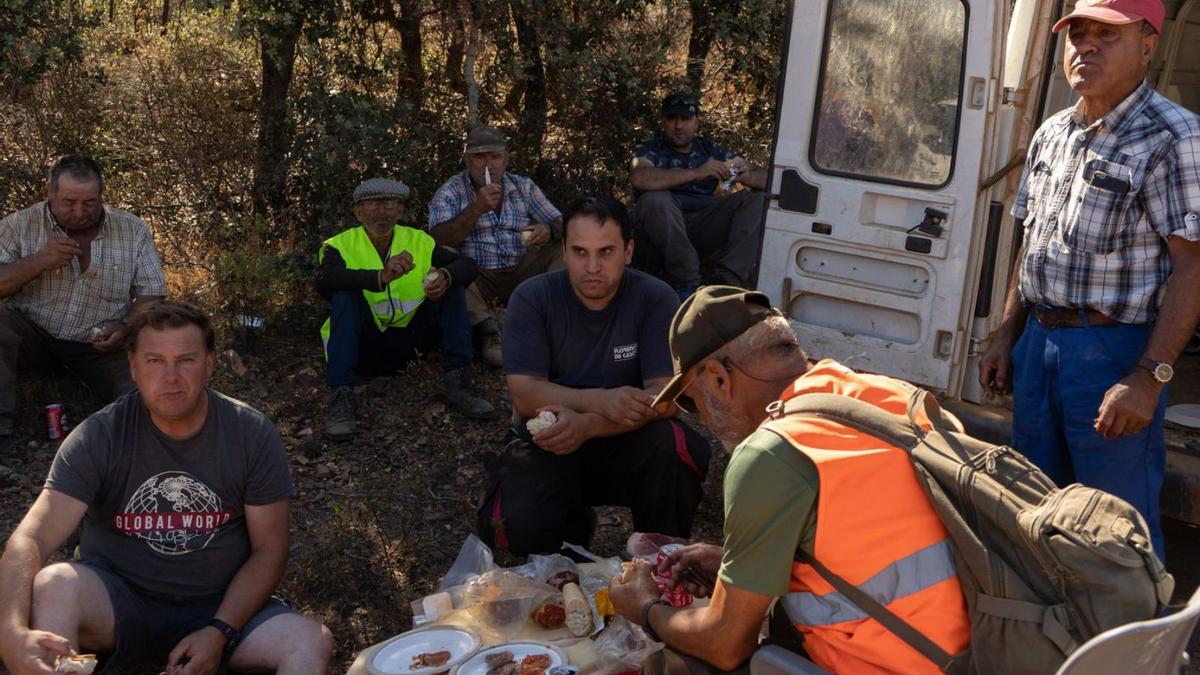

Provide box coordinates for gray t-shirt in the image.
[45,389,293,599]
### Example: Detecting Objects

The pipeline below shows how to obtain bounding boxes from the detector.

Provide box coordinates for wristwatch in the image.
[207,618,242,653]
[1137,357,1174,384]
[641,599,670,642]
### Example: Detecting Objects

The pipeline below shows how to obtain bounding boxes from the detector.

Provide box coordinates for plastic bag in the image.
[626,532,696,607]
[511,554,582,590]
[593,616,663,671]
[438,534,497,591]
[460,569,559,629]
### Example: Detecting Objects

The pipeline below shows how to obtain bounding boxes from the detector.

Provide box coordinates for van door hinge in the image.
[1002,87,1019,105]
[967,337,984,358]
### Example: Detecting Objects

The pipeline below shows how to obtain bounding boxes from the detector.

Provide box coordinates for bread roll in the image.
[561,582,592,636]
[55,655,97,675]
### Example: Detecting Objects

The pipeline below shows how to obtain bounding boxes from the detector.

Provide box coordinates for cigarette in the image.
[484,166,492,185]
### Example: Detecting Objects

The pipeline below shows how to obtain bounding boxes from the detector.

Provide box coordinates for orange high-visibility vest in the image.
[760,360,970,675]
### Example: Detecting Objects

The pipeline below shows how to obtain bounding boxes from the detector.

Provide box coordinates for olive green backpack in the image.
[777,388,1175,675]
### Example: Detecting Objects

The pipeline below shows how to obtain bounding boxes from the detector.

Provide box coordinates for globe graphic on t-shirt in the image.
[124,472,223,555]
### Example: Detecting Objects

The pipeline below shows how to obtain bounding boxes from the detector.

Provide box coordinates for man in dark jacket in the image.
[316,178,494,441]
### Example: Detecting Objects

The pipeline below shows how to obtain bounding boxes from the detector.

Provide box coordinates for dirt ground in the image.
[0,328,1197,674]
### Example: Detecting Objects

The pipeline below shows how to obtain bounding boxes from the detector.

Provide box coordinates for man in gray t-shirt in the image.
[0,301,332,675]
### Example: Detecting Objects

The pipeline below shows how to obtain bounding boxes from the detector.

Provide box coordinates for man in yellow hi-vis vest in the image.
[316,178,494,441]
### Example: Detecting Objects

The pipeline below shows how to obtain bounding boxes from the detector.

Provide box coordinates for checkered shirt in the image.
[1012,83,1200,324]
[0,202,166,341]
[426,170,561,269]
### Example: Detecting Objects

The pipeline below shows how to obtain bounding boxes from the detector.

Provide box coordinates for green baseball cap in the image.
[651,286,783,411]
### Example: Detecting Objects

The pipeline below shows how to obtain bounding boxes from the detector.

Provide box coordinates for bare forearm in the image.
[740,166,768,191]
[0,536,45,637]
[631,166,700,192]
[1142,266,1200,365]
[654,604,757,671]
[212,550,286,630]
[0,256,48,298]
[430,207,484,247]
[509,378,609,418]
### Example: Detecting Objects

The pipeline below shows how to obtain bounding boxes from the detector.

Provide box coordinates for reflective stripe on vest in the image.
[318,225,435,353]
[782,539,957,627]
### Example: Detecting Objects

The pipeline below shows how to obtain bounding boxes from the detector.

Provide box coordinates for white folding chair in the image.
[1055,585,1200,675]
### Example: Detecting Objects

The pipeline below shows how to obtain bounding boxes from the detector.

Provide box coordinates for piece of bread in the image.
[526,410,557,435]
[55,655,97,675]
[561,582,592,636]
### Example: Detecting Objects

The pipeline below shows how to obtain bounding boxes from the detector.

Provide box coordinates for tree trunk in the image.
[252,18,302,228]
[686,0,716,94]
[459,0,480,126]
[160,0,169,32]
[509,0,545,163]
[394,0,425,115]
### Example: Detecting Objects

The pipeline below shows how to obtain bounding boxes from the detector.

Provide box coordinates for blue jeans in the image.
[1010,314,1167,557]
[325,288,472,388]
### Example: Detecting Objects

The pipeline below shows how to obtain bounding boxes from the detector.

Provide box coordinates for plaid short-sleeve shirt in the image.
[426,170,562,270]
[1012,84,1200,324]
[0,202,166,341]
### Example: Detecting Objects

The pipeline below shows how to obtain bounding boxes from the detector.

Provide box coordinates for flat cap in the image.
[352,177,410,204]
[465,125,507,154]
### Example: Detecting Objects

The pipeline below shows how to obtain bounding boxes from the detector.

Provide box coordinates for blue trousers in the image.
[1010,314,1167,557]
[325,288,472,388]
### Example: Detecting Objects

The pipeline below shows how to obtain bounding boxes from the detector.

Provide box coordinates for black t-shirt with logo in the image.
[503,268,678,431]
[45,389,293,599]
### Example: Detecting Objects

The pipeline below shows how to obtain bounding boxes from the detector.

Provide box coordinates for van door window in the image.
[811,0,968,188]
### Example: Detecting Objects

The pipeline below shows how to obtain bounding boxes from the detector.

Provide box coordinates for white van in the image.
[757,0,1200,523]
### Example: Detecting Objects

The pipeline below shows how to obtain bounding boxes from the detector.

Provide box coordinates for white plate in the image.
[451,640,566,675]
[1166,404,1200,430]
[370,625,481,675]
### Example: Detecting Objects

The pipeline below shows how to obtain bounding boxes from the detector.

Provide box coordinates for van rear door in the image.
[760,0,1003,396]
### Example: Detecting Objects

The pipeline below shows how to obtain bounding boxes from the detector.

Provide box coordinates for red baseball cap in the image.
[1052,0,1166,34]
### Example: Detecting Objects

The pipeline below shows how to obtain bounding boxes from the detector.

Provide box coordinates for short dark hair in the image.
[562,194,634,244]
[125,301,215,354]
[48,155,104,194]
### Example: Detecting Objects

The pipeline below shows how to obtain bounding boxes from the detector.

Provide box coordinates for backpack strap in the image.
[793,547,954,669]
[774,392,923,450]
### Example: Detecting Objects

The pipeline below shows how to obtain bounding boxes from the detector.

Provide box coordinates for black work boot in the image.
[324,386,355,441]
[441,368,495,419]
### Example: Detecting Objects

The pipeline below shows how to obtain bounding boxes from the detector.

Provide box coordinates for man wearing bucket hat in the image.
[630,93,769,300]
[427,125,564,367]
[978,0,1200,557]
[316,177,494,441]
[609,287,969,674]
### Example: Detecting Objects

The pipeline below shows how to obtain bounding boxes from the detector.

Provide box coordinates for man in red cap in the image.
[979,0,1200,557]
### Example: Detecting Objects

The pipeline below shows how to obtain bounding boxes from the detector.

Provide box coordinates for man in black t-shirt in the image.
[0,302,332,675]
[631,93,769,299]
[476,195,713,556]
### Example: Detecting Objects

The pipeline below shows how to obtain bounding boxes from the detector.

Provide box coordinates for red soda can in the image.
[46,404,67,440]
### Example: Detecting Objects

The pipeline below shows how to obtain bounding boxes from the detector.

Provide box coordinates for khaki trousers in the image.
[466,242,563,328]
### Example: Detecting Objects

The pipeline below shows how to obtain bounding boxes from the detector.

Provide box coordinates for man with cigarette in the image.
[631,93,768,300]
[317,178,494,441]
[427,125,564,367]
[0,155,165,458]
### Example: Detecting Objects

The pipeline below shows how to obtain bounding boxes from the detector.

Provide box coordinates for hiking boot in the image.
[324,386,355,441]
[442,368,495,419]
[473,318,503,368]
[481,331,503,367]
